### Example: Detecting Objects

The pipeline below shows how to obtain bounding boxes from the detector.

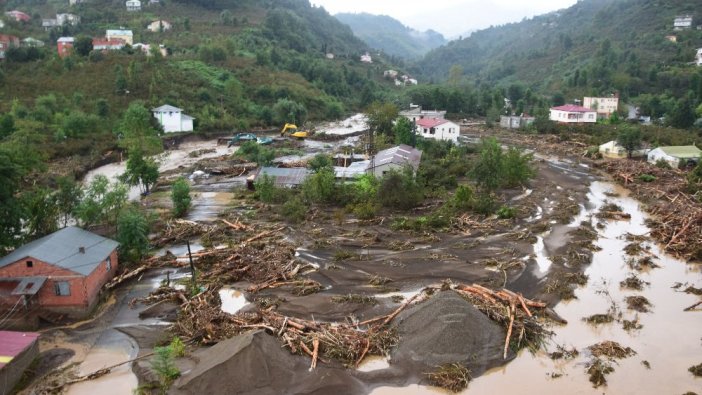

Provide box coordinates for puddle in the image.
[357,356,390,372]
[219,288,250,314]
[372,181,702,394]
[65,330,138,395]
[533,235,551,273]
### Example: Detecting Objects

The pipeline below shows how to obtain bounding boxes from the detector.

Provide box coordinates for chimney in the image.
[79,246,85,254]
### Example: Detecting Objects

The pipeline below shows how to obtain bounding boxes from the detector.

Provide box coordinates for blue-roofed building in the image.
[0,227,119,325]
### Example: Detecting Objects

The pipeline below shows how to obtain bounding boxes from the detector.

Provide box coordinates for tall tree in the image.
[117,207,150,263]
[56,176,83,227]
[366,102,399,138]
[171,178,191,218]
[122,149,159,194]
[119,102,162,154]
[616,126,642,158]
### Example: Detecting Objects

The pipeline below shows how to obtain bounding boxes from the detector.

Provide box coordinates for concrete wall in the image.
[0,338,38,395]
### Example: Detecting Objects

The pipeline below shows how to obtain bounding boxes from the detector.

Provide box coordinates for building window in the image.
[54,281,71,296]
[106,256,112,271]
[26,260,33,268]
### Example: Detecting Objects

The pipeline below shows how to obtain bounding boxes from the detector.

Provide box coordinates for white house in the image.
[69,0,87,4]
[106,29,133,45]
[147,20,171,32]
[549,104,597,123]
[674,15,693,30]
[126,0,142,11]
[360,53,372,63]
[152,104,194,133]
[584,95,619,119]
[21,37,45,47]
[647,146,701,167]
[0,20,4,28]
[57,13,80,25]
[415,118,460,142]
[599,140,648,159]
[696,48,702,66]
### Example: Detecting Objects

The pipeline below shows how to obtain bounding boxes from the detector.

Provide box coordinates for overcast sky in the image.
[312,0,578,38]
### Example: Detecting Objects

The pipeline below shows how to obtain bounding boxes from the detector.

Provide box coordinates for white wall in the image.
[416,121,459,142]
[154,111,193,133]
[549,109,597,123]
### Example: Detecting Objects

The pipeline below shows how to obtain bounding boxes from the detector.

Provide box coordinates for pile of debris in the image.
[598,159,702,261]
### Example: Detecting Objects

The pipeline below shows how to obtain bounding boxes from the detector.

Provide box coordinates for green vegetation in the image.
[75,175,128,227]
[171,177,191,218]
[472,138,535,192]
[117,207,150,263]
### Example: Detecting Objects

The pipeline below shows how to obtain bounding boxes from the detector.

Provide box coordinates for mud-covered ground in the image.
[22,131,702,395]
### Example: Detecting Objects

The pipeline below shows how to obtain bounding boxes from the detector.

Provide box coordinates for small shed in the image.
[0,331,39,394]
[250,167,312,188]
[599,140,648,159]
[647,145,701,167]
[368,145,422,178]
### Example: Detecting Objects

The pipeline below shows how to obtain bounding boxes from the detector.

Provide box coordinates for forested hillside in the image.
[0,0,399,144]
[416,0,702,127]
[335,13,446,59]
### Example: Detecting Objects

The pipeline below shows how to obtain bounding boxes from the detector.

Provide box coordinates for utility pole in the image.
[186,240,196,291]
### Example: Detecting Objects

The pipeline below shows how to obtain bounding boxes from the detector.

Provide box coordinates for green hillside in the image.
[415,0,702,124]
[0,0,399,141]
[336,13,446,60]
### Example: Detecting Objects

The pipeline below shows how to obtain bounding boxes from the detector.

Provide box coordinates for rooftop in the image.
[370,144,423,171]
[256,167,312,187]
[152,104,183,112]
[57,36,75,43]
[0,331,40,369]
[416,118,450,128]
[106,29,133,36]
[551,104,596,113]
[657,145,702,158]
[0,227,118,276]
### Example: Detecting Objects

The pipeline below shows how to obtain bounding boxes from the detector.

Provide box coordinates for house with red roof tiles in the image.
[415,118,460,142]
[549,104,597,124]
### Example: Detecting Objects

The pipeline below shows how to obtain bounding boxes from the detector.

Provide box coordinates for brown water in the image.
[372,181,702,394]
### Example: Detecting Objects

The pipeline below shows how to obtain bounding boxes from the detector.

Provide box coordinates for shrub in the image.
[117,207,150,263]
[151,346,180,390]
[171,177,191,218]
[352,201,379,220]
[377,167,424,210]
[655,159,671,169]
[638,174,656,183]
[496,206,517,219]
[302,167,337,204]
[452,185,476,212]
[280,196,306,223]
[255,174,286,204]
[307,153,333,172]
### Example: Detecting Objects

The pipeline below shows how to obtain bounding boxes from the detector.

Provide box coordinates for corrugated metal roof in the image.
[334,160,370,178]
[658,145,701,158]
[0,331,39,369]
[256,167,312,187]
[370,144,422,171]
[152,104,182,112]
[0,227,118,276]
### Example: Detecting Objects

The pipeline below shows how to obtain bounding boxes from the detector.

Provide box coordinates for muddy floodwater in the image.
[371,181,702,394]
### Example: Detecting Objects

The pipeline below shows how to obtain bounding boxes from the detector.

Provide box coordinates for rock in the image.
[391,291,509,377]
[171,330,365,395]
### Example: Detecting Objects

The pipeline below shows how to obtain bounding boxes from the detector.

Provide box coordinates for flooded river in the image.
[372,181,702,394]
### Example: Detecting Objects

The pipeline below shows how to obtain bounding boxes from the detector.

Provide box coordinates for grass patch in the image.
[689,363,702,377]
[331,294,378,305]
[292,280,323,296]
[619,274,648,290]
[425,363,472,393]
[583,313,614,325]
[589,341,636,359]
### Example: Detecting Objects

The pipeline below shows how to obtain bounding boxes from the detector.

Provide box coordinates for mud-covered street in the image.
[23,127,702,395]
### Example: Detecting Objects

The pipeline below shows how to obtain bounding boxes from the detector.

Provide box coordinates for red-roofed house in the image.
[0,331,39,392]
[57,37,74,58]
[549,105,597,124]
[92,37,126,51]
[0,35,20,60]
[415,118,460,142]
[5,10,31,22]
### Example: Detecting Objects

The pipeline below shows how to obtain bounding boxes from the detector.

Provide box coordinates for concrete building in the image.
[21,37,44,47]
[0,34,20,60]
[599,140,648,159]
[126,0,142,11]
[251,167,312,188]
[0,227,119,324]
[147,19,171,32]
[647,146,701,167]
[0,331,40,391]
[500,114,535,129]
[56,37,74,58]
[93,37,126,51]
[57,13,81,25]
[360,53,372,63]
[152,104,195,133]
[696,48,702,66]
[400,105,447,123]
[549,104,597,124]
[106,29,133,45]
[367,144,422,178]
[674,15,693,30]
[584,95,619,119]
[415,118,460,142]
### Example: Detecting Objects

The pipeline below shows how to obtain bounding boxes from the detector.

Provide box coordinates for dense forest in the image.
[335,13,446,60]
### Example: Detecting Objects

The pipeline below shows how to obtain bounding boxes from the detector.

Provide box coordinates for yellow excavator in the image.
[280,123,311,139]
